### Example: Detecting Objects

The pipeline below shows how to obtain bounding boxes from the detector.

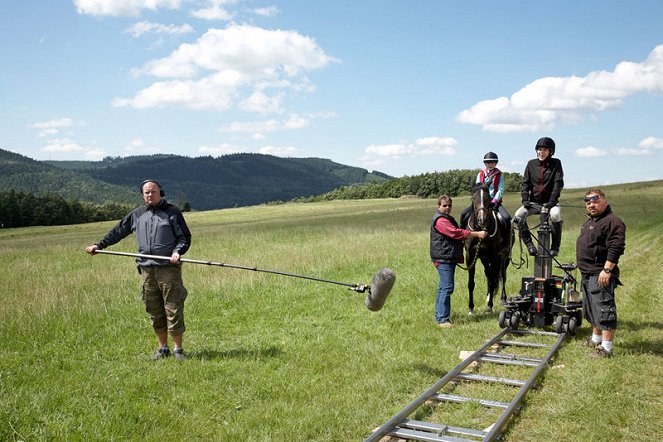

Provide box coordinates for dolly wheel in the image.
[568,317,578,336]
[509,313,520,329]
[555,315,564,334]
[498,311,508,328]
[574,310,583,327]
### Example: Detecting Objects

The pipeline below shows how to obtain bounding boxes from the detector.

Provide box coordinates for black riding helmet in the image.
[535,137,556,156]
[483,151,499,163]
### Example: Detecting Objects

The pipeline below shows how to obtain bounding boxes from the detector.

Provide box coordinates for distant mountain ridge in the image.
[0,149,392,210]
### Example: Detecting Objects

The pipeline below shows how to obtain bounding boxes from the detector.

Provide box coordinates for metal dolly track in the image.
[365,328,566,442]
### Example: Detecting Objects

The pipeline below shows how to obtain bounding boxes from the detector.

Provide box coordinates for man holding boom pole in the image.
[85,179,192,360]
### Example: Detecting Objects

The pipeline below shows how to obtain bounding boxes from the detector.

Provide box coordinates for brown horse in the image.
[464,183,512,314]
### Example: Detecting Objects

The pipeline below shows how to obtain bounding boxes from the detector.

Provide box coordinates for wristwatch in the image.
[602,267,612,273]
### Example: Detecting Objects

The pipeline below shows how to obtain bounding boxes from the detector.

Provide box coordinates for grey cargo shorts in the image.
[140,265,188,336]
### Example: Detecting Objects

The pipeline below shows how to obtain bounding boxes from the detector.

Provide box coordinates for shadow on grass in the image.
[572,319,663,356]
[190,345,283,361]
[412,363,448,379]
[619,319,663,356]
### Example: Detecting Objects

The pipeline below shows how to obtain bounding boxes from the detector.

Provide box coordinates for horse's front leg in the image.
[467,252,476,315]
[500,254,509,304]
[484,257,497,313]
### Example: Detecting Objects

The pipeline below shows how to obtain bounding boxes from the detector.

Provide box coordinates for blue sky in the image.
[2,0,663,189]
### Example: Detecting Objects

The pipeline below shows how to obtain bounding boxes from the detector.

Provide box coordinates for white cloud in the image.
[219,112,336,134]
[74,0,182,17]
[32,118,78,137]
[575,137,663,158]
[457,44,663,132]
[364,137,458,159]
[197,142,242,156]
[124,21,194,38]
[190,4,233,21]
[615,147,654,156]
[121,137,160,154]
[414,137,457,155]
[239,91,285,114]
[574,146,607,158]
[40,137,105,159]
[259,145,298,156]
[254,6,279,17]
[83,149,107,160]
[42,137,85,153]
[639,136,663,149]
[114,25,338,112]
[365,143,416,157]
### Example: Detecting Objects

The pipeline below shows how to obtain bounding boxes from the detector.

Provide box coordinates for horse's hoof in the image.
[468,310,475,316]
[486,307,493,314]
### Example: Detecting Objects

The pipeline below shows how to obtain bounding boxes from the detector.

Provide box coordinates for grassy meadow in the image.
[1,182,662,441]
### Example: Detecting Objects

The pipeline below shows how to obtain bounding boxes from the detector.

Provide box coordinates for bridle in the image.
[468,186,498,238]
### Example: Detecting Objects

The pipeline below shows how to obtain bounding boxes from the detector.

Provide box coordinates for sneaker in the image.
[526,244,537,256]
[589,345,613,358]
[437,322,454,329]
[152,346,170,360]
[173,348,185,360]
[582,338,600,348]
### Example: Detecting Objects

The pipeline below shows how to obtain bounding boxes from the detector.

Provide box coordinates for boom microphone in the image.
[364,268,396,311]
[91,250,396,311]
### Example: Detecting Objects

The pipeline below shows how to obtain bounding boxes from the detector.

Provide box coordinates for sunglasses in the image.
[584,195,601,203]
[441,204,452,208]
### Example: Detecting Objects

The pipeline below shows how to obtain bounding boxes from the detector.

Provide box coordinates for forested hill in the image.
[0,149,391,210]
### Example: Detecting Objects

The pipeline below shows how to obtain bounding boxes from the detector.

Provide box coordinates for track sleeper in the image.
[455,373,526,387]
[394,419,486,441]
[498,339,552,348]
[431,393,509,409]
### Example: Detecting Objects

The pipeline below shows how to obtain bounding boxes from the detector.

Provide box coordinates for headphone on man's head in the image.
[140,179,165,197]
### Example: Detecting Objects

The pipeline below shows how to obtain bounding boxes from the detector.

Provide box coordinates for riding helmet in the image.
[483,151,499,163]
[535,137,556,156]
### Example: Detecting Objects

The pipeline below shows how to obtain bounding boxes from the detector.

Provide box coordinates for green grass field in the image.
[1,182,662,441]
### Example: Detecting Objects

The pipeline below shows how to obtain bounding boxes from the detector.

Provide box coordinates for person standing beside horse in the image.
[460,151,512,230]
[85,179,192,360]
[513,137,564,256]
[431,195,487,329]
[576,189,626,358]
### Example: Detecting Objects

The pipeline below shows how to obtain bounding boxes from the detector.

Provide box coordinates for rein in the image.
[458,236,483,271]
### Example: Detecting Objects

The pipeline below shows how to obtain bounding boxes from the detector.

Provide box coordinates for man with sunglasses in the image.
[576,189,626,358]
[430,195,488,328]
[513,137,564,256]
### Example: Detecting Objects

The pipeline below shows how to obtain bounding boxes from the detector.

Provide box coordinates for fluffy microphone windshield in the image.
[364,268,396,311]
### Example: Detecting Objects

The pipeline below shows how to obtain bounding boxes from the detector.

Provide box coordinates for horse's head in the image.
[471,183,492,229]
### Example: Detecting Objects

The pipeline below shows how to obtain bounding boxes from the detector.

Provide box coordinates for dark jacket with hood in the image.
[521,157,564,206]
[96,200,192,267]
[575,205,626,277]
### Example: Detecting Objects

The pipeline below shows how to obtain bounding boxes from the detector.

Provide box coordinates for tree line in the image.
[0,169,522,228]
[0,191,136,229]
[294,169,522,202]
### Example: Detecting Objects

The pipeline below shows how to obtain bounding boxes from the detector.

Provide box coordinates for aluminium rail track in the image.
[365,327,567,442]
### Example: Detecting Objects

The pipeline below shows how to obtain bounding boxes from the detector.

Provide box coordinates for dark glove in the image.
[523,201,532,209]
[488,201,496,209]
[543,201,556,209]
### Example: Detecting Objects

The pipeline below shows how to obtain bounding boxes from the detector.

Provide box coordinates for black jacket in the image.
[575,206,626,276]
[97,200,192,267]
[521,157,564,205]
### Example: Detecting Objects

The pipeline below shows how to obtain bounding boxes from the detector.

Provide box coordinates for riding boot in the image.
[516,219,537,256]
[550,221,562,256]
